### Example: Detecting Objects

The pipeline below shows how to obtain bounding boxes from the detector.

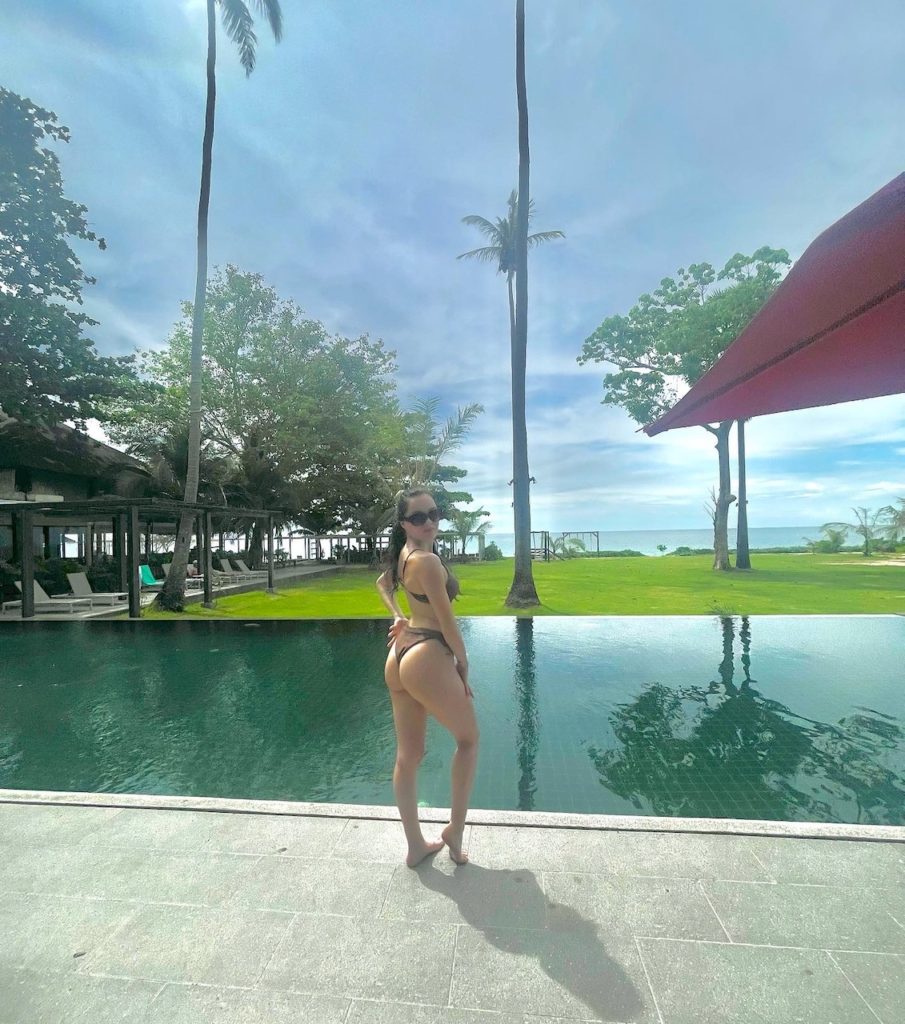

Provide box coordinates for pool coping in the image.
[2,788,903,844]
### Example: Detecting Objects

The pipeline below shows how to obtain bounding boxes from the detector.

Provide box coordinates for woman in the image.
[376,488,479,867]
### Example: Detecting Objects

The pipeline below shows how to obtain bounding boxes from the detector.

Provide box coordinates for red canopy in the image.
[644,173,905,436]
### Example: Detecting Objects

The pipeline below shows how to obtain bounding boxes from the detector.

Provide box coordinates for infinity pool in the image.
[1,616,902,825]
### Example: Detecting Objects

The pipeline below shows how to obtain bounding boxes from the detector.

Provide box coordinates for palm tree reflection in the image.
[587,617,905,825]
[514,617,540,811]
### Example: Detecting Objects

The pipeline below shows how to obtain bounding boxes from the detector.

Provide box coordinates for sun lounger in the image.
[14,581,92,613]
[233,558,268,577]
[65,572,128,606]
[139,565,164,590]
[216,559,251,580]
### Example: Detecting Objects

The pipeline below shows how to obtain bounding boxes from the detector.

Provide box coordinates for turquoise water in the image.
[1,617,903,825]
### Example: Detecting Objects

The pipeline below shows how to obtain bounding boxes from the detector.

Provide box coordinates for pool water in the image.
[0,616,903,825]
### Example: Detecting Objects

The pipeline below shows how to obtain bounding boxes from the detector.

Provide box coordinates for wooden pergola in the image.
[3,497,283,619]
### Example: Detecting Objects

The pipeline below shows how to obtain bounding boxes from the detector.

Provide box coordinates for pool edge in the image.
[2,788,903,843]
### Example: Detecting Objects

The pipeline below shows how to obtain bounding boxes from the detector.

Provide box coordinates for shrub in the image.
[598,549,645,558]
[483,541,503,561]
[669,546,712,556]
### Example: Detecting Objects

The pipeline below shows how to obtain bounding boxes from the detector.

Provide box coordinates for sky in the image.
[2,0,904,533]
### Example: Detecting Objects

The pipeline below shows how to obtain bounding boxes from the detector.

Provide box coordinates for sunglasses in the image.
[402,508,441,526]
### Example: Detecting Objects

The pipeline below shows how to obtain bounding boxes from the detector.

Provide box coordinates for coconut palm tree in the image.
[822,507,890,557]
[447,507,492,558]
[458,5,563,608]
[159,0,283,611]
[458,189,563,343]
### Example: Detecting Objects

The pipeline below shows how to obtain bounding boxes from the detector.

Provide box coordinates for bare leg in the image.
[398,642,479,865]
[385,650,443,867]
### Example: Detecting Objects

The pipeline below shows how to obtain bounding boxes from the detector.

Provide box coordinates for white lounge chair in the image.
[14,580,92,613]
[233,558,268,577]
[216,559,250,581]
[66,572,128,606]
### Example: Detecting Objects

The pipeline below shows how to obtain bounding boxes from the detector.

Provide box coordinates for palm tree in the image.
[159,0,283,611]
[458,4,563,608]
[822,507,890,557]
[458,189,563,343]
[447,507,492,558]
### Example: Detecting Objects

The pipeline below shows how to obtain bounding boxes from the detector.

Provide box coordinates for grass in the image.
[141,552,905,618]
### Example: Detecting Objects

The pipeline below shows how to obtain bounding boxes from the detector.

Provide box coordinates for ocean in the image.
[482,526,825,558]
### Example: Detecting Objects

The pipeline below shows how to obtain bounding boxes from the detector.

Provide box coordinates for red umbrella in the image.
[644,173,905,436]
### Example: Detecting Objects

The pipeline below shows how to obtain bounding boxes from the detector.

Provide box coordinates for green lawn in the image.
[142,553,905,618]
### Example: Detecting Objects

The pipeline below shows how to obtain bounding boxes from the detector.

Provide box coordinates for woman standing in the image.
[376,488,479,867]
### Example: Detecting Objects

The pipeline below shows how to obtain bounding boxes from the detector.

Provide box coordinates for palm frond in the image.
[460,214,500,240]
[528,229,565,247]
[456,245,502,263]
[250,0,283,42]
[218,0,258,75]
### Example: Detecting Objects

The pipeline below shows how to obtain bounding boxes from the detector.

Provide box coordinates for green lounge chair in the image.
[139,564,163,590]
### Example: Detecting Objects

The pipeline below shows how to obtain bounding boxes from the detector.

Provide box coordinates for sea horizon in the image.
[480,525,828,558]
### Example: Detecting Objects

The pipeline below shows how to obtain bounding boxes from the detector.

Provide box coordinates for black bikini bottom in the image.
[395,627,452,665]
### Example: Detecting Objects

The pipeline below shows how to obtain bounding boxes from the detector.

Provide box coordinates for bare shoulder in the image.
[406,550,444,579]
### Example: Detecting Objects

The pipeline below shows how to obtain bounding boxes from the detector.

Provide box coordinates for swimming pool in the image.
[1,616,902,825]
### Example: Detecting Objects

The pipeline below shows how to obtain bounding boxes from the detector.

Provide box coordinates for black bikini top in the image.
[401,549,460,604]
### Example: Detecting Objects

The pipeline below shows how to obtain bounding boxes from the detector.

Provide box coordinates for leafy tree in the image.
[163,0,283,611]
[822,507,891,557]
[101,266,402,565]
[447,506,492,557]
[879,498,905,544]
[0,88,134,427]
[578,248,789,571]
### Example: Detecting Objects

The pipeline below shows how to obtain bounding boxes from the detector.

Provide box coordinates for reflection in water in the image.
[587,617,905,824]
[514,617,539,811]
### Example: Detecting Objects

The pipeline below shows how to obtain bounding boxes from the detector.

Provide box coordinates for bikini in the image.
[395,550,460,665]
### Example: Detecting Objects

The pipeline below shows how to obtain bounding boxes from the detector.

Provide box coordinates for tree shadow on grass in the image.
[414,861,649,1022]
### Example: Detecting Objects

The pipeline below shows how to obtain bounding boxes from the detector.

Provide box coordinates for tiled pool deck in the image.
[1,791,904,1024]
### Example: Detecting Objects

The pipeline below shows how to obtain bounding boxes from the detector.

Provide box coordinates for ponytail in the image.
[384,487,436,590]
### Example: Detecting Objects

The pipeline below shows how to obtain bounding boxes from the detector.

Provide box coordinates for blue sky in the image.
[3,0,903,532]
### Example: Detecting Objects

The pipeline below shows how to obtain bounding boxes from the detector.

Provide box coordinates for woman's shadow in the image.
[412,858,648,1022]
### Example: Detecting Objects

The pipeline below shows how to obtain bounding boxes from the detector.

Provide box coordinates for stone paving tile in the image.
[0,802,120,846]
[450,925,658,1022]
[380,859,547,930]
[703,880,905,952]
[227,854,396,916]
[543,871,728,941]
[597,830,772,881]
[332,818,461,864]
[829,951,905,1024]
[79,807,350,856]
[467,826,614,873]
[468,826,769,881]
[744,835,905,888]
[0,893,138,972]
[0,965,162,1024]
[75,904,293,986]
[0,843,260,907]
[636,937,879,1024]
[259,914,457,1004]
[345,1002,566,1024]
[145,982,350,1023]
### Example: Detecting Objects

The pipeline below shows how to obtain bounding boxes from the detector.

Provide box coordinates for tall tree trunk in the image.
[735,418,751,569]
[158,0,216,611]
[705,421,736,571]
[506,0,540,608]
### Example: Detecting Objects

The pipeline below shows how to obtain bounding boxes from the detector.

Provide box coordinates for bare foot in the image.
[441,824,469,865]
[405,839,444,868]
